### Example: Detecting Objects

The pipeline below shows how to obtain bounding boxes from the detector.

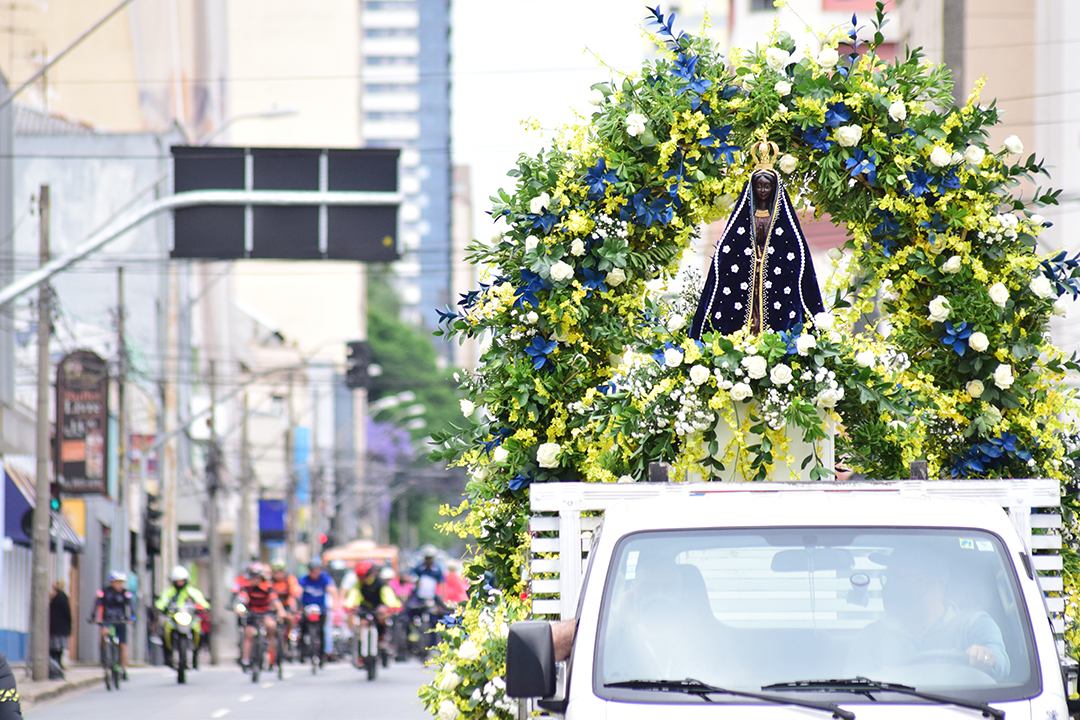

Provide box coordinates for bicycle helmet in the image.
[246,562,266,579]
[308,557,323,570]
[270,560,286,572]
[109,570,127,582]
[355,560,373,578]
[169,565,190,582]
[421,544,438,559]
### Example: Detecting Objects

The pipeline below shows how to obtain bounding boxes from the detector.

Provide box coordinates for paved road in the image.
[26,659,433,720]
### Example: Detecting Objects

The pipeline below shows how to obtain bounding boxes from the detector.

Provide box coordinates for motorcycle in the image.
[163,601,199,684]
[299,603,325,675]
[353,606,380,681]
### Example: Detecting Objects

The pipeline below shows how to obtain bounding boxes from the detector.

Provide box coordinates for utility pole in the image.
[354,268,369,540]
[309,388,321,558]
[207,359,222,666]
[29,185,50,681]
[285,372,296,571]
[238,391,253,564]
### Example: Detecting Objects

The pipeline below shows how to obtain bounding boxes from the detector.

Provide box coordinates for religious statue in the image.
[690,141,825,338]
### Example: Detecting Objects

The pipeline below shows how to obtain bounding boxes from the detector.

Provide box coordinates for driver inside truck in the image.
[848,545,1010,680]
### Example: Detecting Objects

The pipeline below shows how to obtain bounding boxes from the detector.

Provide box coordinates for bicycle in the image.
[96,621,127,691]
[299,604,324,676]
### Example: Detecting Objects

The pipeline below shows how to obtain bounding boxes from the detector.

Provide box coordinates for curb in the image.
[21,674,102,708]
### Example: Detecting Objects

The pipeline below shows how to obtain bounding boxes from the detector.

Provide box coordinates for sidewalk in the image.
[15,665,103,710]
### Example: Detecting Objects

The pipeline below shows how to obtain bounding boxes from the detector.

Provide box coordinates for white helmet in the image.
[169,565,190,582]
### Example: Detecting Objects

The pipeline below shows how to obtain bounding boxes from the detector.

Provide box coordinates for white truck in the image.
[506,480,1078,719]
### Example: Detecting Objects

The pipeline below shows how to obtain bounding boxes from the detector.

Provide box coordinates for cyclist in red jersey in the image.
[236,564,285,671]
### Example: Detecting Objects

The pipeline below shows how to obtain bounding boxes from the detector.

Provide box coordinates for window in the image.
[750,0,774,11]
[365,56,418,67]
[597,528,1038,706]
[365,111,417,122]
[363,1,416,10]
[364,27,418,38]
[364,83,418,94]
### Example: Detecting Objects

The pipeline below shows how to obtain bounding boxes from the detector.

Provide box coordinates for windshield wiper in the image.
[761,677,1004,720]
[604,678,855,719]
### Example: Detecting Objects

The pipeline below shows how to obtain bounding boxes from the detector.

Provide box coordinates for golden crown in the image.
[749,140,780,171]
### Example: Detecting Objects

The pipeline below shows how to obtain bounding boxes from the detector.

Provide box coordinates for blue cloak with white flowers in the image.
[689,168,825,339]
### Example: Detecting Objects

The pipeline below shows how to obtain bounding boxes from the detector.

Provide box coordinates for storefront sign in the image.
[55,350,110,494]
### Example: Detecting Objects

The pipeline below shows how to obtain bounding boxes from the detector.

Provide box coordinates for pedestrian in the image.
[0,651,23,720]
[49,580,72,669]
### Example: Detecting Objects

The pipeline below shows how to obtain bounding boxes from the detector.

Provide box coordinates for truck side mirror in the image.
[506,621,556,698]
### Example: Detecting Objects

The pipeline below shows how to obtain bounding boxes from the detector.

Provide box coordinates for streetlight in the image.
[198,105,299,146]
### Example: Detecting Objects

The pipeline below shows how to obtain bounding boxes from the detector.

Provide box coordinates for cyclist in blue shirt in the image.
[298,558,337,664]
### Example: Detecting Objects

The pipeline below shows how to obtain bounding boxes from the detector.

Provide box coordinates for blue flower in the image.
[524,336,558,370]
[508,472,533,491]
[844,147,877,186]
[1040,250,1080,299]
[938,169,961,190]
[480,427,512,457]
[514,269,549,309]
[583,158,619,199]
[950,432,1033,477]
[801,125,835,152]
[625,190,674,227]
[824,102,851,128]
[436,305,459,325]
[645,6,686,49]
[530,209,558,235]
[905,169,933,198]
[777,323,804,355]
[671,54,712,108]
[699,124,739,164]
[720,84,740,100]
[870,210,899,257]
[581,267,608,296]
[939,320,972,356]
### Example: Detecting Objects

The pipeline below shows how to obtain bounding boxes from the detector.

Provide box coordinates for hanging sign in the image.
[55,350,110,494]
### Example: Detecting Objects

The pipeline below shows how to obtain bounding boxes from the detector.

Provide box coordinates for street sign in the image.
[55,350,109,494]
[170,146,400,261]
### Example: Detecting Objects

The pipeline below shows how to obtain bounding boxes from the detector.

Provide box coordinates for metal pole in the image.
[29,185,50,681]
[285,373,296,571]
[239,391,253,564]
[354,267,369,539]
[207,360,221,666]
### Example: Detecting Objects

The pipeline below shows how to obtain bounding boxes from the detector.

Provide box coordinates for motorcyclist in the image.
[269,560,301,653]
[407,545,445,623]
[344,561,401,664]
[236,563,285,672]
[297,558,337,666]
[91,571,135,680]
[155,565,209,668]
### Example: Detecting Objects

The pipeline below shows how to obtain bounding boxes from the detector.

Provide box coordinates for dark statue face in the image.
[752,173,774,205]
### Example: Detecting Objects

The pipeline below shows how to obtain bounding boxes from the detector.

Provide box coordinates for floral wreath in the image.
[422,5,1080,718]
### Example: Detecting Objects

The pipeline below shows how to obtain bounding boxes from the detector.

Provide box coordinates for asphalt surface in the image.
[24,658,433,720]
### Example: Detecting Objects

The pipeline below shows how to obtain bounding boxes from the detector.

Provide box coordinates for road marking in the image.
[283,672,294,679]
[260,681,273,689]
[239,694,254,702]
[211,710,230,719]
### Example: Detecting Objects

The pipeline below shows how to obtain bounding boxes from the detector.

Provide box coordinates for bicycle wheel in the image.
[251,632,263,683]
[276,630,285,679]
[102,638,113,691]
[310,631,320,676]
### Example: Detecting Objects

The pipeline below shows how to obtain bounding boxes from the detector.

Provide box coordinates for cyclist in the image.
[155,565,209,668]
[236,564,285,672]
[411,545,445,602]
[269,561,300,656]
[297,558,337,665]
[92,571,135,680]
[344,561,401,664]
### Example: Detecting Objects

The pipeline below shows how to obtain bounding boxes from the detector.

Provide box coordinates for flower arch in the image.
[422,5,1080,718]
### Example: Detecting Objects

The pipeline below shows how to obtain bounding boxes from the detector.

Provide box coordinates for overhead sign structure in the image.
[171,146,401,261]
[55,350,110,495]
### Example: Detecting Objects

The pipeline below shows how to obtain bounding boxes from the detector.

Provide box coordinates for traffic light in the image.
[50,481,61,511]
[145,493,163,556]
[345,340,372,389]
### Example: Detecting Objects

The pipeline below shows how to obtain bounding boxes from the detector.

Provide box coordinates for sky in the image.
[450,1,655,242]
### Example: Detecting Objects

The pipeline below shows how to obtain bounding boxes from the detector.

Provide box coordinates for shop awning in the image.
[4,462,85,553]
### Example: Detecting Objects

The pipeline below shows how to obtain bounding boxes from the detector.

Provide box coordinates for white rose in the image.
[730,382,753,402]
[689,364,711,386]
[524,235,540,252]
[855,350,875,368]
[492,446,509,463]
[664,347,684,367]
[1029,214,1045,227]
[457,639,482,661]
[796,334,817,355]
[1003,135,1024,154]
[741,354,768,379]
[770,363,793,385]
[950,151,964,165]
[942,255,962,274]
[606,268,627,287]
[877,319,892,339]
[529,192,551,215]
[460,399,476,417]
[438,700,459,720]
[625,112,648,137]
[835,124,863,147]
[968,331,989,353]
[439,671,461,692]
[966,380,984,398]
[490,230,503,244]
[778,153,797,174]
[827,247,844,262]
[927,295,951,322]
[993,363,1015,390]
[666,313,687,332]
[888,100,907,122]
[1030,275,1056,299]
[815,387,844,409]
[570,238,586,257]
[536,442,562,469]
[929,146,952,168]
[617,474,635,484]
[588,88,605,106]
[813,312,835,331]
[879,279,896,302]
[1054,298,1068,317]
[964,145,985,165]
[817,47,839,70]
[549,260,575,282]
[765,47,788,70]
[774,79,792,96]
[988,282,1010,308]
[526,311,539,324]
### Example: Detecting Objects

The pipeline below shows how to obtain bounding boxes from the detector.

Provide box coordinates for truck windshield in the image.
[597,528,1038,703]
